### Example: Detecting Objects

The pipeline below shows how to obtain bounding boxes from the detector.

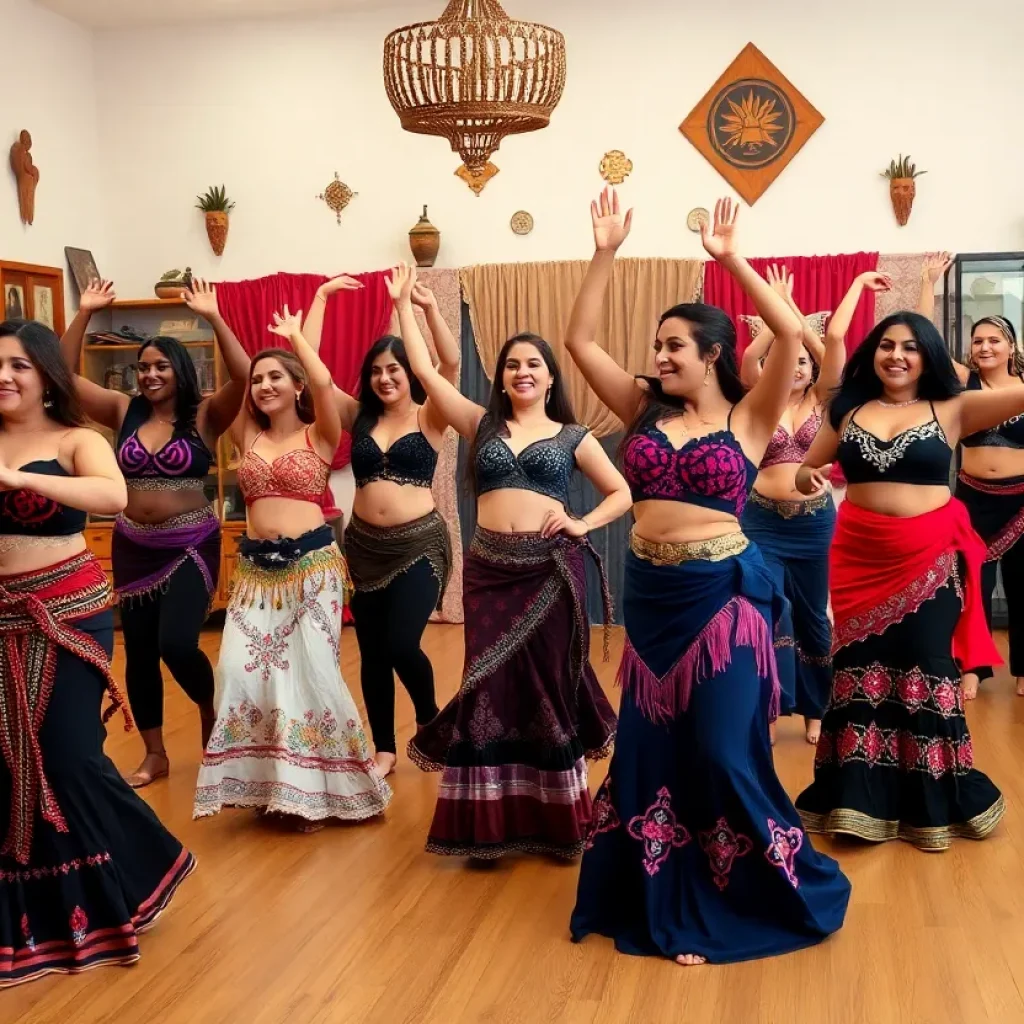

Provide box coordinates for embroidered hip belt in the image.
[238,524,335,570]
[233,528,351,609]
[115,505,220,549]
[0,552,130,865]
[749,489,831,519]
[957,470,1024,496]
[127,478,208,491]
[629,528,749,565]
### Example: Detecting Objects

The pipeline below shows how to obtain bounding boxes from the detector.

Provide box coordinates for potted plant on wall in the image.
[196,185,235,256]
[882,155,926,227]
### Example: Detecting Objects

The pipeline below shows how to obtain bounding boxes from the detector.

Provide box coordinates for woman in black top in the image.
[389,262,631,860]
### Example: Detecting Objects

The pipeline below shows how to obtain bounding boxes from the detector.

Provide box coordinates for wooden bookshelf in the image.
[79,298,246,611]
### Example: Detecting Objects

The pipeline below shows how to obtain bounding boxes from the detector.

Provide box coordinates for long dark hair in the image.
[467,332,576,494]
[137,336,203,433]
[0,318,85,427]
[828,312,962,429]
[245,347,316,431]
[625,302,747,440]
[353,335,427,437]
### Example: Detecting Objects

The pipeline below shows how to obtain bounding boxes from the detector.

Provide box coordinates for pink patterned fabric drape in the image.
[409,268,464,625]
[875,254,937,327]
[702,253,880,356]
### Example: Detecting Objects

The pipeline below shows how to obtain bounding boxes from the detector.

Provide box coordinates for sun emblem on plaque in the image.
[710,80,794,169]
[599,150,633,185]
[317,172,356,224]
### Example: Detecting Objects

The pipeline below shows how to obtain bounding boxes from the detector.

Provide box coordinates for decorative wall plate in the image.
[686,208,709,232]
[599,150,633,185]
[679,43,823,206]
[456,161,499,196]
[510,210,534,235]
[317,172,356,223]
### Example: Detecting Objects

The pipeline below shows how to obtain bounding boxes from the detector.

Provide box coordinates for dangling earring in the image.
[703,363,713,386]
[545,386,552,403]
[43,391,53,409]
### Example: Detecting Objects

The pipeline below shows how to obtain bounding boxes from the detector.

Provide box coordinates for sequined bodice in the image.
[237,429,331,506]
[838,408,950,486]
[961,372,1024,450]
[351,428,437,489]
[476,419,588,505]
[761,408,822,469]
[0,460,86,536]
[622,421,757,517]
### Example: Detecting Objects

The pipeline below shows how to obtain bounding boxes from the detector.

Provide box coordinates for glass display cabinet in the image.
[942,252,1024,362]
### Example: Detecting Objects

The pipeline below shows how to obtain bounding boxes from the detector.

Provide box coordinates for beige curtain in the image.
[460,258,703,437]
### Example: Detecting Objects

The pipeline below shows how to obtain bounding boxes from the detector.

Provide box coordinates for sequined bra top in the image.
[0,460,86,536]
[116,396,212,491]
[760,407,822,469]
[961,372,1024,450]
[237,429,331,506]
[837,403,951,486]
[622,408,757,517]
[350,420,437,490]
[475,416,588,505]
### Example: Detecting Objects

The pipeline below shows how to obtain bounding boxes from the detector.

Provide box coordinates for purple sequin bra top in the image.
[622,405,757,518]
[116,396,213,491]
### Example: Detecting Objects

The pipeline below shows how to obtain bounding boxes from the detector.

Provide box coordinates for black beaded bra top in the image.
[350,422,437,489]
[837,403,951,486]
[0,460,86,536]
[475,415,588,505]
[961,372,1024,450]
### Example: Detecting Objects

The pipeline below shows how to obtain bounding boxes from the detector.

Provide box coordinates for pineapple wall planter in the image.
[196,185,235,256]
[882,155,925,227]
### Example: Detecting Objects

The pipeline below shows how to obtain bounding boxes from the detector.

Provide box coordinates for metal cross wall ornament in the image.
[317,172,357,224]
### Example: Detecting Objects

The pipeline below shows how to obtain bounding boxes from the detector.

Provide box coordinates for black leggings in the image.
[121,558,215,732]
[977,539,1024,680]
[350,557,440,755]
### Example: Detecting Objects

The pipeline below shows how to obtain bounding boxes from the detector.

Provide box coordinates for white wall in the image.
[1,0,107,314]
[90,0,1024,298]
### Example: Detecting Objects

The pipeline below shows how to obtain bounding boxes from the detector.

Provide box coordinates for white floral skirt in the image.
[194,543,391,822]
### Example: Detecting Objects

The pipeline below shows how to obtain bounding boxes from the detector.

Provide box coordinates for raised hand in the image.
[411,283,438,311]
[922,252,954,284]
[182,277,220,319]
[700,198,740,261]
[320,274,363,297]
[385,263,416,303]
[591,187,633,253]
[267,305,303,339]
[766,264,793,298]
[857,271,893,293]
[79,279,116,313]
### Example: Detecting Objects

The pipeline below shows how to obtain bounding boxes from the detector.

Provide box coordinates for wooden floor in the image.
[6,623,1024,1024]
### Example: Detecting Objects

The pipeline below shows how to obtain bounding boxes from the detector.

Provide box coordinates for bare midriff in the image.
[124,488,211,525]
[477,489,567,533]
[752,462,827,502]
[961,446,1024,481]
[244,497,328,541]
[0,534,88,576]
[844,482,950,518]
[633,500,741,545]
[353,480,436,528]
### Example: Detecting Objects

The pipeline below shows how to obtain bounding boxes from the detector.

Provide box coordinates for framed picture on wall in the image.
[64,247,100,294]
[0,261,66,334]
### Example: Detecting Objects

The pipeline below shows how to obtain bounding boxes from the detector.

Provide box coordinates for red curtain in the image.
[215,271,392,468]
[702,253,880,359]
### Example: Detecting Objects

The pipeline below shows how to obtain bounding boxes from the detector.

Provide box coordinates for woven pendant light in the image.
[384,0,566,193]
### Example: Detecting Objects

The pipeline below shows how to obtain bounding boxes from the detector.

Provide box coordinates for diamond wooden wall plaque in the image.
[679,43,824,205]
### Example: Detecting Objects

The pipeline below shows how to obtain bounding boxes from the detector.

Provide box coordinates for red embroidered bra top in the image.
[237,429,331,507]
[760,408,823,469]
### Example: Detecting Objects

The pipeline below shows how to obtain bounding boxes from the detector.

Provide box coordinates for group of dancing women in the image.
[2,186,1023,987]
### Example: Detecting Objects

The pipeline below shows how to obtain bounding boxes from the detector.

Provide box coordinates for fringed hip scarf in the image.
[345,510,452,609]
[956,471,1024,561]
[232,525,351,610]
[830,498,1000,670]
[748,489,832,520]
[0,552,131,864]
[618,528,783,724]
[112,505,220,604]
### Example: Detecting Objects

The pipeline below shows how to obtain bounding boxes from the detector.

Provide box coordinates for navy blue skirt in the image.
[570,543,850,963]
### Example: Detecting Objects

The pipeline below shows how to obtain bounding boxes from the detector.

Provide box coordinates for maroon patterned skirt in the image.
[409,528,616,859]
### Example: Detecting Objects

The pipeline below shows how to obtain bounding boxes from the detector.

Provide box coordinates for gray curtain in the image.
[457,301,629,625]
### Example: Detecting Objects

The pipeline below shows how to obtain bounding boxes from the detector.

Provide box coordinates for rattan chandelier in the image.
[384,0,566,193]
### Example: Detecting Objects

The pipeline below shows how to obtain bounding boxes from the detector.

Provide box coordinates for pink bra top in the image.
[760,408,822,469]
[622,408,757,518]
[237,429,331,507]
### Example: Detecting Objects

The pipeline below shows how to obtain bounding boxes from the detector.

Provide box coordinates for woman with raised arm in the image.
[0,320,193,987]
[60,279,249,789]
[918,253,1024,700]
[388,262,629,860]
[792,303,1021,850]
[567,189,850,967]
[194,308,390,830]
[302,275,458,778]
[741,267,889,743]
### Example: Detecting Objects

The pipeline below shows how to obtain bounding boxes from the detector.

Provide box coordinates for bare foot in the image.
[373,752,397,778]
[1016,677,1024,697]
[124,751,169,789]
[962,673,980,701]
[675,954,707,966]
[769,722,777,747]
[805,718,822,745]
